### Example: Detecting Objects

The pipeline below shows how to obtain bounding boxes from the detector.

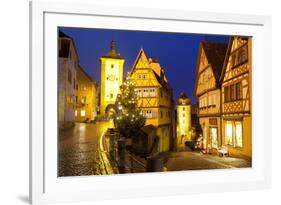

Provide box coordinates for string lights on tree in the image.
[115,72,145,139]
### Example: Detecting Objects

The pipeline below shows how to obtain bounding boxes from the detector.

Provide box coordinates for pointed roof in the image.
[102,40,123,59]
[194,41,228,95]
[201,41,228,83]
[130,48,149,74]
[130,48,172,92]
[77,64,95,83]
[58,30,79,61]
[219,37,235,83]
[177,92,191,105]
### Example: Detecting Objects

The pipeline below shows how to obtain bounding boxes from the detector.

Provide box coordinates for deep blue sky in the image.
[59,27,229,104]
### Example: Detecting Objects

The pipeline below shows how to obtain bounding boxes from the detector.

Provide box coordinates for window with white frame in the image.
[208,95,212,106]
[142,110,157,119]
[149,88,156,97]
[143,88,150,97]
[225,120,243,148]
[225,121,233,145]
[213,95,216,105]
[81,110,86,117]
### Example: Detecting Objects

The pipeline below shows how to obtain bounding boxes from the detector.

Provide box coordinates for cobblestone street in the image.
[166,151,251,171]
[59,122,251,176]
[58,121,114,177]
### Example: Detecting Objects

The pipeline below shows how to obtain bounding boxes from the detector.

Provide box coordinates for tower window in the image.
[111,64,114,68]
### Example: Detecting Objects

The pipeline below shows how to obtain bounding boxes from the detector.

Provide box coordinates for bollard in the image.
[117,139,126,173]
[146,156,164,172]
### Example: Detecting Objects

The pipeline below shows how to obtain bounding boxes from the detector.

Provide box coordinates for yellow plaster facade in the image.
[75,66,97,122]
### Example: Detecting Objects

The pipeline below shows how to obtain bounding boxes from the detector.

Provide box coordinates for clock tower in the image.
[100,40,125,117]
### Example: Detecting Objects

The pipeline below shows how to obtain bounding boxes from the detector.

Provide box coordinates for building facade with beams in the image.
[58,31,79,129]
[220,37,252,159]
[176,93,192,151]
[129,48,174,152]
[75,65,98,122]
[194,42,228,152]
[100,41,125,117]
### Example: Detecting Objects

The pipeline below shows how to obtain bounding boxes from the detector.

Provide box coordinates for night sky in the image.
[59,27,230,104]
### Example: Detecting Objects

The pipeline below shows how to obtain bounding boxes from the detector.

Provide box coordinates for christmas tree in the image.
[115,72,145,139]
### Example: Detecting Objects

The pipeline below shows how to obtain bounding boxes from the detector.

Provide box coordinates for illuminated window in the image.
[210,128,218,148]
[81,110,86,117]
[135,89,142,97]
[81,96,86,104]
[225,120,243,148]
[143,110,153,118]
[225,122,233,145]
[213,95,216,105]
[149,88,156,97]
[75,110,77,117]
[235,121,243,148]
[208,95,212,106]
[143,88,150,97]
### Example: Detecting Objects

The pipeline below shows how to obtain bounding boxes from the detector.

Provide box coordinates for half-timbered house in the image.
[194,42,228,152]
[129,48,174,152]
[220,37,252,159]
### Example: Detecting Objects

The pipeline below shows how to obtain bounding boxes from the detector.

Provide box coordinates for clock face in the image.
[107,75,116,81]
[105,61,120,101]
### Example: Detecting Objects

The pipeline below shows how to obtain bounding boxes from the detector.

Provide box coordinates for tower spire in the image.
[110,40,116,51]
[102,40,122,59]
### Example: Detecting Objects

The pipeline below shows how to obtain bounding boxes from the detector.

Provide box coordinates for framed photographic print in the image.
[30,0,272,204]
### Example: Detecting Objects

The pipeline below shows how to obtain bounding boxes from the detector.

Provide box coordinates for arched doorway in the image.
[105,104,116,119]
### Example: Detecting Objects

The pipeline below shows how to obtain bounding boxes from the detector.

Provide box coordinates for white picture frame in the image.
[30,0,272,204]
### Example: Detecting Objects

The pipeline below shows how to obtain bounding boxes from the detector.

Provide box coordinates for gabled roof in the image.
[59,30,71,38]
[194,41,228,95]
[58,30,80,61]
[219,37,235,83]
[130,48,172,92]
[130,48,148,74]
[201,42,228,82]
[77,64,96,84]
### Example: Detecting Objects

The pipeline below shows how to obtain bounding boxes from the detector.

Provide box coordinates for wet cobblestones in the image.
[58,122,113,177]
